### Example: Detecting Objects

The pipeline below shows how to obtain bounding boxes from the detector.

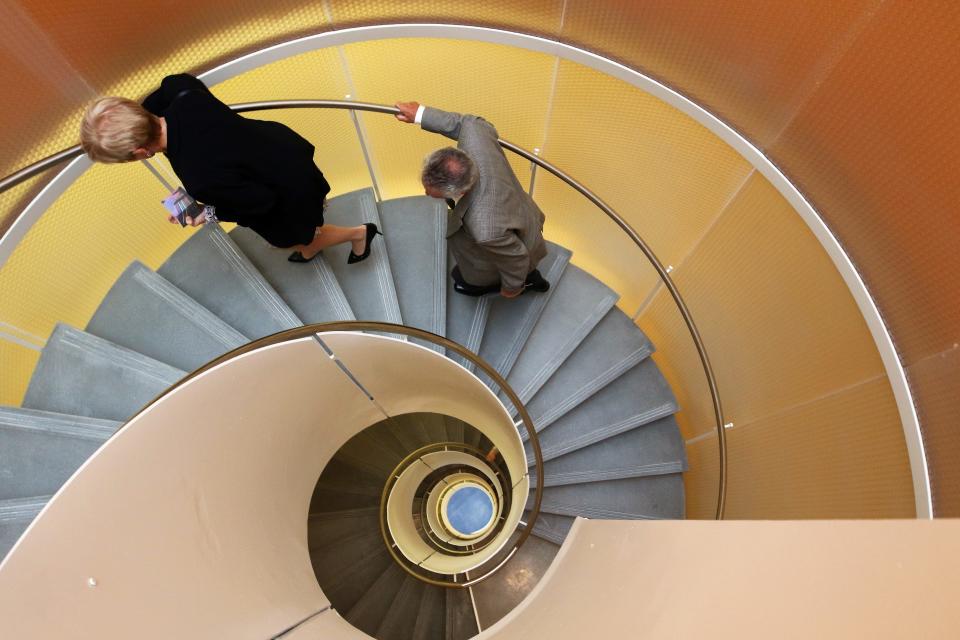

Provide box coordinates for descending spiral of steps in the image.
[0,187,687,637]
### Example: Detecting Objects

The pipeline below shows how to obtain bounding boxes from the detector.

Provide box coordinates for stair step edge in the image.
[0,407,119,441]
[124,261,248,347]
[488,244,572,377]
[536,501,666,520]
[0,496,50,521]
[511,290,620,404]
[209,225,302,328]
[531,461,686,488]
[521,342,654,438]
[525,401,679,459]
[44,324,186,386]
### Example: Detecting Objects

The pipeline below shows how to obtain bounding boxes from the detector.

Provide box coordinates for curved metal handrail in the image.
[0,99,726,519]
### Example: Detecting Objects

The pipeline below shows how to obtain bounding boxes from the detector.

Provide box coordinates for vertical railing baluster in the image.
[527,147,540,197]
[346,94,383,202]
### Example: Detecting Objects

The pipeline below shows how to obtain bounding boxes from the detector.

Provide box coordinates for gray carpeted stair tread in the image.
[465,425,486,452]
[310,525,386,577]
[477,243,571,381]
[499,263,618,407]
[158,224,301,339]
[335,429,408,479]
[522,358,678,460]
[0,495,49,560]
[523,510,575,546]
[444,415,466,444]
[384,412,434,452]
[321,548,393,617]
[377,574,426,640]
[310,478,384,513]
[22,324,184,422]
[418,412,451,445]
[229,226,355,324]
[444,252,492,373]
[315,456,384,488]
[413,585,446,640]
[522,307,653,431]
[346,562,407,636]
[312,529,392,612]
[445,588,479,640]
[388,412,437,449]
[531,416,687,488]
[321,188,402,325]
[86,261,246,371]
[0,407,119,500]
[527,475,685,520]
[307,506,382,550]
[379,196,447,349]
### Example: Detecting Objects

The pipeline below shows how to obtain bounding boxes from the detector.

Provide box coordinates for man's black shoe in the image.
[451,265,500,296]
[524,269,550,293]
[453,282,499,297]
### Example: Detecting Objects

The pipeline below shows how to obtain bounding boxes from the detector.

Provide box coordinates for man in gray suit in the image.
[396,102,549,299]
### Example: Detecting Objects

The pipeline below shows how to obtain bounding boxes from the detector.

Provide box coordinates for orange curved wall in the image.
[0,1,955,514]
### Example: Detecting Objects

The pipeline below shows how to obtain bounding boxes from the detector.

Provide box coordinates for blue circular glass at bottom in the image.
[446,486,494,535]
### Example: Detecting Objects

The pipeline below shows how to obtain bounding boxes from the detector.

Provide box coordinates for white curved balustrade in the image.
[0,331,522,639]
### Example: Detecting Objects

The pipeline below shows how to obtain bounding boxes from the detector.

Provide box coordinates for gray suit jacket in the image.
[421,107,547,291]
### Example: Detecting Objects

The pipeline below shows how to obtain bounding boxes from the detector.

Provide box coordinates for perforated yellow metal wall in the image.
[0,162,202,402]
[637,172,913,518]
[341,38,553,200]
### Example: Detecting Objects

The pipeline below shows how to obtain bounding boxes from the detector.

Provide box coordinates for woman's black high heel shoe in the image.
[347,223,382,264]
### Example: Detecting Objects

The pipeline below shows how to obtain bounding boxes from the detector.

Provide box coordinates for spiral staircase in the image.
[0,186,686,637]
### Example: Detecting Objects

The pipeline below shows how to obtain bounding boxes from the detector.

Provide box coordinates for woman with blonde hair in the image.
[80,73,380,264]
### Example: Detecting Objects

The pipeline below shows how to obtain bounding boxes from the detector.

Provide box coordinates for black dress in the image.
[143,74,330,248]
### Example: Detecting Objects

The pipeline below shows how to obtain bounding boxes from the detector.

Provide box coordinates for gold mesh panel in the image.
[0,337,40,407]
[688,375,914,519]
[639,171,887,439]
[683,431,720,520]
[907,347,960,516]
[768,3,960,365]
[757,3,960,515]
[559,0,882,147]
[0,1,334,174]
[208,47,350,102]
[0,161,197,403]
[534,58,753,311]
[341,39,554,199]
[536,170,657,312]
[0,175,55,404]
[325,0,564,36]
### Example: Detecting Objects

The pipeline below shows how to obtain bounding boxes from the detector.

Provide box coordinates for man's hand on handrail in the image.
[395,101,420,124]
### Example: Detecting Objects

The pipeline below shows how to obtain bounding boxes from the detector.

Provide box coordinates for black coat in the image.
[143,74,329,247]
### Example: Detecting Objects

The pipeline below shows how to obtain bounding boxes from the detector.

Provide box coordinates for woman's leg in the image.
[293,224,366,260]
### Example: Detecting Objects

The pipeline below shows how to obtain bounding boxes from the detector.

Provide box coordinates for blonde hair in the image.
[80,97,160,163]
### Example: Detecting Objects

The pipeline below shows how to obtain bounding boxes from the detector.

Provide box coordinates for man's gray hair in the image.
[421,147,478,198]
